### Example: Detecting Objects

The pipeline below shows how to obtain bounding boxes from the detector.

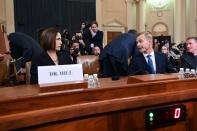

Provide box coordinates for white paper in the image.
[38,64,83,85]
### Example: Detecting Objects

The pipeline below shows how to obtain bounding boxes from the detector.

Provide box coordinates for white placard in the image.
[38,64,83,85]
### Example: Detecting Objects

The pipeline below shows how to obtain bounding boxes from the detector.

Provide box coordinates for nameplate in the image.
[39,81,88,93]
[38,64,83,85]
[127,74,178,84]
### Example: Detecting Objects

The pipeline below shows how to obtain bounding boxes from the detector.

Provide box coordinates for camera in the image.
[75,35,82,40]
[71,48,79,56]
[177,42,186,51]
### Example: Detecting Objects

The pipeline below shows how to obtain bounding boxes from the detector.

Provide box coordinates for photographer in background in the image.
[72,31,88,55]
[170,43,180,58]
[61,28,70,53]
[69,40,81,64]
[82,21,91,40]
[92,46,101,56]
[87,21,103,54]
[80,21,87,35]
[177,41,186,55]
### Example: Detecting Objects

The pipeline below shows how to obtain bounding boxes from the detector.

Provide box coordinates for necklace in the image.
[52,58,58,62]
[47,51,59,64]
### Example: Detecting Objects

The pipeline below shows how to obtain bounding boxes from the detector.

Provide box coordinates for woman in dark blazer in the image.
[30,28,72,84]
[87,21,103,54]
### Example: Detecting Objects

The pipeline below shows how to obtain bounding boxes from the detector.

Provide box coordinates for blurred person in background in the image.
[87,21,103,54]
[92,46,101,56]
[161,45,178,69]
[61,27,70,53]
[153,38,160,52]
[169,43,180,59]
[80,21,86,35]
[69,40,81,64]
[177,41,187,55]
[180,37,197,69]
[72,31,88,55]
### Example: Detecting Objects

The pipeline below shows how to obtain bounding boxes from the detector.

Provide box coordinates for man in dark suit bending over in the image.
[8,32,43,73]
[128,31,176,75]
[100,30,139,79]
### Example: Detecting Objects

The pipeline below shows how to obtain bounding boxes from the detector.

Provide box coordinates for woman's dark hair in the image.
[81,21,86,26]
[40,27,59,51]
[91,20,98,27]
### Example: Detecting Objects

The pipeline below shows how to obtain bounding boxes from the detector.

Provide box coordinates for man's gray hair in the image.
[137,31,153,41]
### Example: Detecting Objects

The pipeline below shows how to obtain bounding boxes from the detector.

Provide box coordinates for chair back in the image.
[0,54,16,86]
[0,24,19,86]
[0,24,10,54]
[77,55,100,75]
[25,61,32,84]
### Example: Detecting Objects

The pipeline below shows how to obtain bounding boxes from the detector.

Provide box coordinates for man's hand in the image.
[17,67,26,75]
[79,39,85,47]
[89,27,94,35]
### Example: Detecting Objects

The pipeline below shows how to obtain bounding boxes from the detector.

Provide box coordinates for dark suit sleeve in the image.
[128,52,152,76]
[165,54,177,73]
[30,51,51,84]
[128,59,138,75]
[180,54,197,69]
[20,48,33,67]
[128,57,148,75]
[30,55,39,84]
[180,57,188,69]
[9,33,35,68]
[128,63,149,75]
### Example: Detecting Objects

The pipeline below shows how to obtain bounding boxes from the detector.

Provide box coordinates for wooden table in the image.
[0,74,197,130]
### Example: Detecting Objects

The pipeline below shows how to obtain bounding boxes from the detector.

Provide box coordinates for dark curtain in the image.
[14,0,96,41]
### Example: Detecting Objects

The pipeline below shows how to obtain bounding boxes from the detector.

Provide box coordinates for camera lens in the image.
[75,35,82,40]
[73,48,79,54]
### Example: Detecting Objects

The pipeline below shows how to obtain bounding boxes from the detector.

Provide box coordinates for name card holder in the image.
[38,64,83,85]
[127,74,178,84]
[39,81,88,93]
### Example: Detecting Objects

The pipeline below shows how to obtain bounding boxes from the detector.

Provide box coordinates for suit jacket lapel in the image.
[139,53,150,72]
